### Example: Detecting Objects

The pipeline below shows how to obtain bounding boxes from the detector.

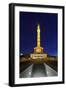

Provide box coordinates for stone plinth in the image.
[30,53,47,59]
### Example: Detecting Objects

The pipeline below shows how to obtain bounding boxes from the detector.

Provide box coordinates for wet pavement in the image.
[20,63,57,78]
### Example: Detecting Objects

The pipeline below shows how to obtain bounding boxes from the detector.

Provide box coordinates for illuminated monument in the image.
[34,24,43,53]
[30,24,47,59]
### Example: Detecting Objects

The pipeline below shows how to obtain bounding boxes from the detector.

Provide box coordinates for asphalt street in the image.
[20,63,57,78]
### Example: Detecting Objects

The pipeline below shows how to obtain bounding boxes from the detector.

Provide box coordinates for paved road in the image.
[20,63,57,78]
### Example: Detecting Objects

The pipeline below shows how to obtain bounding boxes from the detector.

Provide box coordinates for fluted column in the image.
[37,24,40,47]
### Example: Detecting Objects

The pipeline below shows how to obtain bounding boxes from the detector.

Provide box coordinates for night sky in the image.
[20,12,58,56]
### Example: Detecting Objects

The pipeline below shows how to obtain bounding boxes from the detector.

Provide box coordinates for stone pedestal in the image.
[30,53,47,59]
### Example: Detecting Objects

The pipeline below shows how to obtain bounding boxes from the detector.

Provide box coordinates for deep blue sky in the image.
[20,12,58,56]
